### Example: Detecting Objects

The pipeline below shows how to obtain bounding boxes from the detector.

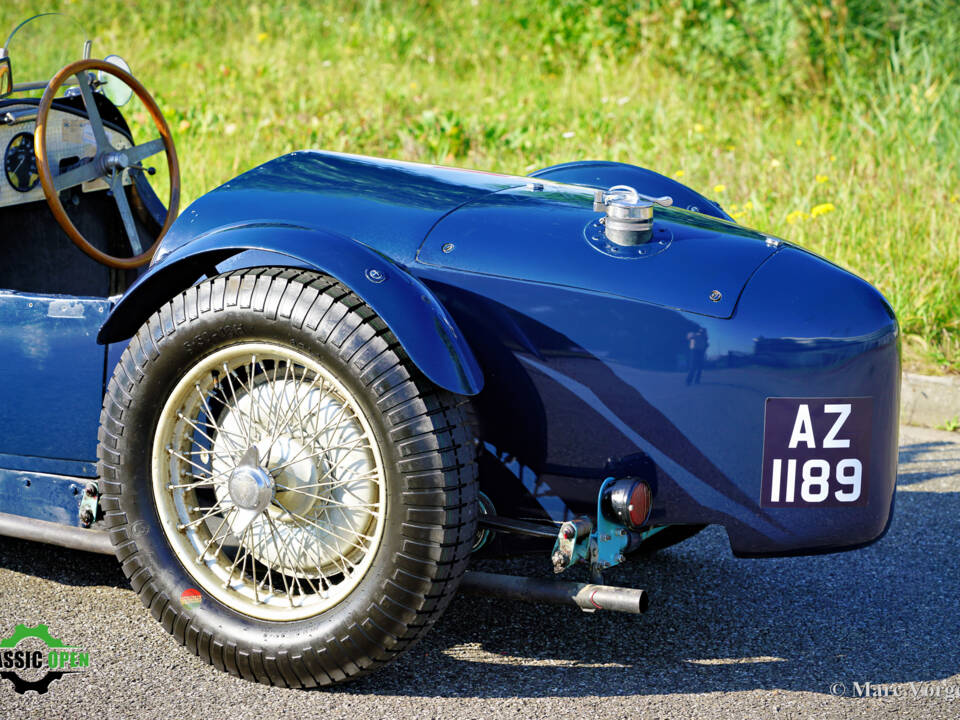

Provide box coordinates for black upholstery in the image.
[0,189,137,297]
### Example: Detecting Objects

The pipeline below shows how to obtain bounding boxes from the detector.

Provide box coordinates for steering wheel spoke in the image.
[110,171,144,256]
[53,157,101,192]
[125,137,165,165]
[74,70,112,153]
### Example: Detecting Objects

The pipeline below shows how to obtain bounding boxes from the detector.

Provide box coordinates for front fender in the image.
[98,223,484,395]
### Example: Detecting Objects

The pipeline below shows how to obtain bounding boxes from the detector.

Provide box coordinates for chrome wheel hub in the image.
[227,448,274,513]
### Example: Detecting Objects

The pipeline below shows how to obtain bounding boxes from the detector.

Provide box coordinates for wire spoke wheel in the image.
[152,342,386,621]
[100,270,477,686]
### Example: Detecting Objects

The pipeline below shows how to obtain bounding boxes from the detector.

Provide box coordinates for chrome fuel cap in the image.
[593,185,672,246]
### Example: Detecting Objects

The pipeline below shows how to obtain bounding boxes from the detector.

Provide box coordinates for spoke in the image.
[334,504,374,551]
[291,373,317,448]
[188,412,247,444]
[291,517,317,592]
[265,403,353,474]
[178,500,229,530]
[168,447,219,478]
[224,524,253,588]
[263,360,293,451]
[274,484,380,511]
[266,437,372,475]
[167,478,220,490]
[125,137,164,165]
[178,411,243,456]
[249,532,261,604]
[110,170,143,254]
[315,510,377,547]
[223,362,253,448]
[308,525,360,578]
[310,437,375,485]
[262,369,322,460]
[255,357,277,444]
[197,512,233,562]
[180,467,233,483]
[53,158,101,192]
[281,505,375,550]
[264,514,295,606]
[247,355,258,429]
[194,383,230,451]
[290,469,382,491]
[75,71,111,151]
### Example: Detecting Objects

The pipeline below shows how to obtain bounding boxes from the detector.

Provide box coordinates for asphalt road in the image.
[1,425,958,719]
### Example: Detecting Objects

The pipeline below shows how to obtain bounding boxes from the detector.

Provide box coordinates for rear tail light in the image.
[600,477,652,529]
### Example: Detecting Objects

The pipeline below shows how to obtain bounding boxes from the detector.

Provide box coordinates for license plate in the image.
[761,397,872,508]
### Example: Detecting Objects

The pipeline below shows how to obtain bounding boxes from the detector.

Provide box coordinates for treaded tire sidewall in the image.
[98,270,477,687]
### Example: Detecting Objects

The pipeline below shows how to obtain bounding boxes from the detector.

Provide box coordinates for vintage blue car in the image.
[0,14,899,688]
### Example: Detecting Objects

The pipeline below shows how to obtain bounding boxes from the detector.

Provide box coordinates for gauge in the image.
[5,132,40,193]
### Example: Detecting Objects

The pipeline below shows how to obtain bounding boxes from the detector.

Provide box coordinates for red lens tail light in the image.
[600,477,652,529]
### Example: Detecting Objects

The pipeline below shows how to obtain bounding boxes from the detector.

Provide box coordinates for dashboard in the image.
[0,101,132,210]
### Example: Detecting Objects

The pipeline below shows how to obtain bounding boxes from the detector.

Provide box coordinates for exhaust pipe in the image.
[460,570,648,614]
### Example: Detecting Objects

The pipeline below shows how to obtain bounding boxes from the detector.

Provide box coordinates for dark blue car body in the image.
[2,149,900,558]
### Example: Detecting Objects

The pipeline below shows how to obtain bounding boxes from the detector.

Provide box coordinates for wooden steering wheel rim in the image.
[35,58,180,270]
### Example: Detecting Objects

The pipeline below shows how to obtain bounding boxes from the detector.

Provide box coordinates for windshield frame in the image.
[0,13,91,95]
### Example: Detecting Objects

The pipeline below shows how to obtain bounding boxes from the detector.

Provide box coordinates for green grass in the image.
[3,0,958,372]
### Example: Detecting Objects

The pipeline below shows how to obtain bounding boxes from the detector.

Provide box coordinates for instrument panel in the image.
[4,131,39,192]
[0,104,132,209]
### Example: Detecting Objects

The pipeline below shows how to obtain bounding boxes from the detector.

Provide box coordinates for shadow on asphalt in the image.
[0,439,956,698]
[0,536,126,589]
[347,438,960,697]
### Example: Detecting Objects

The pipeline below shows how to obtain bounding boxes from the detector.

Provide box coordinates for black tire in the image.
[631,524,706,555]
[98,268,478,687]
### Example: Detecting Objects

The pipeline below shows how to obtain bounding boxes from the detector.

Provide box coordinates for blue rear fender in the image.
[98,223,484,396]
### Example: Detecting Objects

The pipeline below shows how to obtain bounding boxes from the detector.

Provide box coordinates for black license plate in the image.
[761,397,872,508]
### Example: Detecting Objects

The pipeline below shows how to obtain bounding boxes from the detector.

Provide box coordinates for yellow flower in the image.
[256,31,268,43]
[673,169,685,178]
[816,174,829,184]
[713,184,726,194]
[830,154,837,162]
[409,81,418,91]
[729,203,739,211]
[726,144,735,151]
[811,202,836,217]
[795,138,803,146]
[950,193,959,203]
[786,210,807,224]
[743,201,753,210]
[731,210,746,219]
[693,123,704,133]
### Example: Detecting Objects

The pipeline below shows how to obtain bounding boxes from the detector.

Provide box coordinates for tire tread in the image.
[97,269,477,687]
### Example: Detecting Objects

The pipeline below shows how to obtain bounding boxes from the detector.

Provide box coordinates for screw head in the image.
[441,242,455,254]
[365,268,386,283]
[709,289,723,302]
